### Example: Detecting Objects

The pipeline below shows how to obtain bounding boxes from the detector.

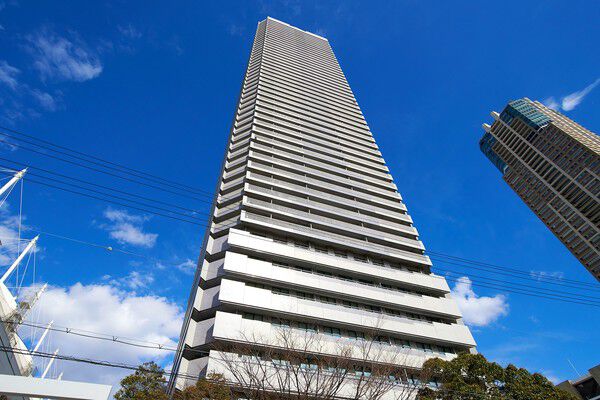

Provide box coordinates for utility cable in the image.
[0,156,211,214]
[0,137,211,202]
[0,126,212,196]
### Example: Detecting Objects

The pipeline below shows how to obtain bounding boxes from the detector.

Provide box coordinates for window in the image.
[353,254,368,263]
[417,343,433,353]
[272,318,291,328]
[272,287,290,295]
[294,240,309,249]
[297,292,315,301]
[315,245,329,254]
[242,313,263,322]
[341,300,359,309]
[334,250,348,258]
[298,322,317,333]
[272,359,290,367]
[320,296,337,304]
[273,236,288,244]
[438,346,455,354]
[365,305,381,313]
[323,327,341,337]
[354,367,372,377]
[392,338,411,348]
[375,335,389,345]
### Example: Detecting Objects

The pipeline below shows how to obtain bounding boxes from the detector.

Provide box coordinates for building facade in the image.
[557,364,600,400]
[170,17,476,394]
[480,98,600,282]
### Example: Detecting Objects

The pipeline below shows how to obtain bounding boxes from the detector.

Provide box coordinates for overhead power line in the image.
[0,137,211,202]
[22,176,209,226]
[0,345,523,399]
[25,222,600,307]
[429,256,600,293]
[0,126,212,196]
[426,250,599,289]
[0,156,212,214]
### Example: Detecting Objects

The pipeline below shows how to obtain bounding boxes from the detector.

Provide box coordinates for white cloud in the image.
[227,23,244,37]
[21,282,183,392]
[543,97,560,111]
[27,29,102,82]
[561,78,600,111]
[0,60,59,120]
[451,276,509,326]
[175,259,196,275]
[0,202,38,267]
[101,208,158,248]
[109,270,155,292]
[530,270,564,281]
[0,60,20,90]
[30,88,59,111]
[118,24,142,40]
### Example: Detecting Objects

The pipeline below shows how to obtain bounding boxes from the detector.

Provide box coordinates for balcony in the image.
[239,212,431,267]
[253,125,389,174]
[245,183,412,229]
[251,141,394,190]
[226,229,441,290]
[222,252,460,318]
[217,279,476,346]
[253,120,386,167]
[248,155,401,202]
[243,197,421,250]
[246,171,407,216]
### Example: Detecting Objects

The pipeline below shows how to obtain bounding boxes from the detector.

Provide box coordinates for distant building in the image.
[557,364,600,400]
[480,98,600,282]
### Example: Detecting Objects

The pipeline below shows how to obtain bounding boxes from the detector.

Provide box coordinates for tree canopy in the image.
[114,361,168,400]
[175,373,231,400]
[417,353,577,400]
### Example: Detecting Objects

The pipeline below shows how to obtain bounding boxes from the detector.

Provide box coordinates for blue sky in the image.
[0,0,599,390]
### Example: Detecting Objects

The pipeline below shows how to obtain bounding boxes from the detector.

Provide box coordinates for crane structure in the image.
[0,167,111,400]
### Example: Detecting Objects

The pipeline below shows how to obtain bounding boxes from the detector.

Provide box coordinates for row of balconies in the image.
[260,55,355,104]
[259,53,353,104]
[258,78,366,127]
[246,166,406,213]
[258,71,365,128]
[243,197,421,250]
[250,141,395,191]
[254,105,378,154]
[186,312,460,365]
[216,279,475,346]
[181,348,443,399]
[222,252,459,318]
[263,38,348,84]
[252,134,392,182]
[256,90,372,140]
[247,156,402,202]
[240,211,429,267]
[263,44,348,87]
[253,121,386,169]
[257,83,367,130]
[244,183,412,229]
[212,229,438,288]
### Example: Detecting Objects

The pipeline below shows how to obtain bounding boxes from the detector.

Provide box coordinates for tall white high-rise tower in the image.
[171,17,476,395]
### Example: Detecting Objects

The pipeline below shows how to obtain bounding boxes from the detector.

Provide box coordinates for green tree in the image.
[114,361,168,400]
[417,353,577,400]
[176,373,231,400]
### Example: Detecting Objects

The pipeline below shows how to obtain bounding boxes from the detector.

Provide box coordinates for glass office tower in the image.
[481,98,600,282]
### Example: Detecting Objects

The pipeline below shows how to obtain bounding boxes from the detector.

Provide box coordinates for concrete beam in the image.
[0,374,112,400]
